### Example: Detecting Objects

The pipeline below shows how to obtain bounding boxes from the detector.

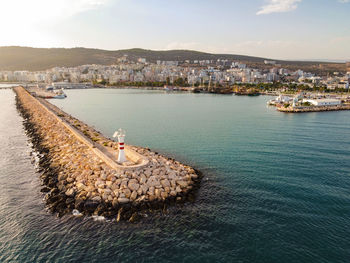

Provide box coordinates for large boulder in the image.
[128,179,140,191]
[65,188,75,197]
[176,180,188,188]
[84,200,99,213]
[117,197,130,204]
[130,190,138,201]
[161,179,170,188]
[147,176,160,187]
[123,188,131,198]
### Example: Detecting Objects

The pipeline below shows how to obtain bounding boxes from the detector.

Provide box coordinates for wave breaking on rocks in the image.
[14,86,201,222]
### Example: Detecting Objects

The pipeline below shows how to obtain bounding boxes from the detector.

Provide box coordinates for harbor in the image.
[14,86,201,221]
[1,0,350,260]
[268,92,350,113]
[1,87,350,262]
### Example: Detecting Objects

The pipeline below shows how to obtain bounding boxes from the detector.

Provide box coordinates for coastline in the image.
[14,86,202,222]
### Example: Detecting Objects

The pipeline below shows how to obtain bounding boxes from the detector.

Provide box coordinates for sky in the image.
[0,0,349,60]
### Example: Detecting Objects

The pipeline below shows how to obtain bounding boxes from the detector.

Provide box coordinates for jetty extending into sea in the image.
[277,104,350,113]
[14,86,201,222]
[268,92,350,113]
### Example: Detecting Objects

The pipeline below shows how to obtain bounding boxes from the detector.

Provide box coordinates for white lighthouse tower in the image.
[113,128,127,163]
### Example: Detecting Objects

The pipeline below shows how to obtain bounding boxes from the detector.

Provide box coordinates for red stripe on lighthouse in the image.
[119,142,124,150]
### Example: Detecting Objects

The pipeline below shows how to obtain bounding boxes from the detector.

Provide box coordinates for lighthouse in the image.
[113,128,127,163]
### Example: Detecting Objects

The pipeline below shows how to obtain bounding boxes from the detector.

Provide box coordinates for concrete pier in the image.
[14,86,200,221]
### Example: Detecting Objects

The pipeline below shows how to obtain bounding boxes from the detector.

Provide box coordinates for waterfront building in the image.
[0,57,346,89]
[52,82,91,89]
[303,99,341,106]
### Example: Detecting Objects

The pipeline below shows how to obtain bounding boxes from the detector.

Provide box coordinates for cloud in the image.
[257,0,302,15]
[338,0,349,3]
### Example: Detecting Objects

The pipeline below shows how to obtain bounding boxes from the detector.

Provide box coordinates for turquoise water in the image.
[1,88,350,262]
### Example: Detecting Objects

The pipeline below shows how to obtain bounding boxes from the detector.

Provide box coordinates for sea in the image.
[1,86,349,263]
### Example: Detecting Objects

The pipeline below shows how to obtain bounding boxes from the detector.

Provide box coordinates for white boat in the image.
[164,85,175,91]
[53,93,67,99]
[267,94,292,105]
[52,89,67,99]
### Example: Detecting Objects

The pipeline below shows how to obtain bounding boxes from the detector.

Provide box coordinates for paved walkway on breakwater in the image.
[14,86,200,221]
[277,104,350,113]
[38,97,149,170]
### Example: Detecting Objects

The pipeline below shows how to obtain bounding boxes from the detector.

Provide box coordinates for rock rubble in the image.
[14,87,201,221]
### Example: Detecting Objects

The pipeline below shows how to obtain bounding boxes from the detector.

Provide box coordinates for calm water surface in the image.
[1,88,350,262]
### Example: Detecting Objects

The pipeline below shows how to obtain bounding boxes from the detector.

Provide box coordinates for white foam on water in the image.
[91,215,106,221]
[72,209,83,217]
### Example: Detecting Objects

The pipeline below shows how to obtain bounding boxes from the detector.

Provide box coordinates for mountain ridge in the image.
[0,46,346,74]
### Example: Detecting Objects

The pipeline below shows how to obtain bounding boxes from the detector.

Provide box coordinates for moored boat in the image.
[53,93,67,99]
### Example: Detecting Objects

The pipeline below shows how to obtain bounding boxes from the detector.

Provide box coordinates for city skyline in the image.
[1,0,349,60]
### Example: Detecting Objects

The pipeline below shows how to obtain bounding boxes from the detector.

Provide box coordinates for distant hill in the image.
[0,46,346,75]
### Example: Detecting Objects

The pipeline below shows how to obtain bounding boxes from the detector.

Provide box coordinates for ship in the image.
[235,89,260,96]
[192,87,201,93]
[164,85,179,91]
[52,89,67,99]
[209,87,234,94]
[53,93,67,99]
[207,76,233,94]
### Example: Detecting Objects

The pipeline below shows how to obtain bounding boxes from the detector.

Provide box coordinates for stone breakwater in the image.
[14,87,201,221]
[277,104,350,113]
